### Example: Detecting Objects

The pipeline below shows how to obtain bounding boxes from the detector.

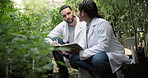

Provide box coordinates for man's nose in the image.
[66,15,69,18]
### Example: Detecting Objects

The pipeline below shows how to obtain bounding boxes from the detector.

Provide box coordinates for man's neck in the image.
[69,17,77,26]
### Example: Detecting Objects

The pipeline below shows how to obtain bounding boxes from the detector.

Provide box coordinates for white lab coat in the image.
[79,18,130,73]
[46,17,92,78]
[47,17,84,43]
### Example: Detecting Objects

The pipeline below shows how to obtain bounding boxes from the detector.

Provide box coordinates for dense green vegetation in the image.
[0,0,59,77]
[0,0,147,77]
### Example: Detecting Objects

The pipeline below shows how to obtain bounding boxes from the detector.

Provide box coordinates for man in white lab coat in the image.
[45,5,92,78]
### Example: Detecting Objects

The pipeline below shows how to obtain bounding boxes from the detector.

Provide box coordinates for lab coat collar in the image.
[87,18,98,38]
[89,17,98,26]
[74,16,84,39]
[63,16,84,43]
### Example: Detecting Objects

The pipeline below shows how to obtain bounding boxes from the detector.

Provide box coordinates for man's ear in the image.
[72,11,75,14]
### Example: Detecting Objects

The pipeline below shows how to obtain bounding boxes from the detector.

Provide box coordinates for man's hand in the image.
[60,49,79,55]
[51,41,61,46]
[66,49,80,55]
[61,50,66,54]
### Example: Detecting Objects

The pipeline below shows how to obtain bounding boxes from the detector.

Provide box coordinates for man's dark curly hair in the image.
[59,5,72,13]
[78,0,102,19]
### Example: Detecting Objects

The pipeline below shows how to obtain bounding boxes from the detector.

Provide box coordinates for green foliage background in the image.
[0,0,60,77]
[0,0,147,77]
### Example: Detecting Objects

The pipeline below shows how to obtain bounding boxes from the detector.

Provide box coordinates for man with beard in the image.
[45,5,86,78]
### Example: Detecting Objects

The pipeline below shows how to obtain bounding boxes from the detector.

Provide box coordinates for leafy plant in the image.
[0,0,57,77]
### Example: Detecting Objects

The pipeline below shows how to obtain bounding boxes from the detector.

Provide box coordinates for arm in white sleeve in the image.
[80,21,113,60]
[45,22,65,44]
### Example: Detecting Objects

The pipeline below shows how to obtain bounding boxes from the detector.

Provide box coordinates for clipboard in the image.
[55,43,83,50]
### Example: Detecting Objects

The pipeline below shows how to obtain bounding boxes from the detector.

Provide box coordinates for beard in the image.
[65,15,75,24]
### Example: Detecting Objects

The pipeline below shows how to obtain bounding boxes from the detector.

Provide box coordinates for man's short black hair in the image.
[59,5,72,13]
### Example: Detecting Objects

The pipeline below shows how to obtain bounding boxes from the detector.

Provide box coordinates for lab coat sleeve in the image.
[89,21,112,51]
[47,22,64,38]
[80,20,113,60]
[45,22,65,44]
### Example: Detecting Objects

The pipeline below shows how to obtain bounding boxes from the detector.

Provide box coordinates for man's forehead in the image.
[60,8,72,15]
